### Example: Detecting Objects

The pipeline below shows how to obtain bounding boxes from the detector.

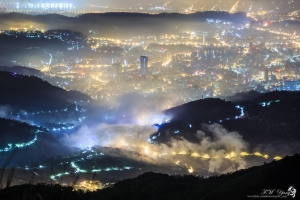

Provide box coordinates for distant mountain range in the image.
[0,12,249,38]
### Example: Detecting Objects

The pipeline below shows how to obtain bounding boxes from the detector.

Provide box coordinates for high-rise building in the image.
[265,69,269,81]
[140,56,148,76]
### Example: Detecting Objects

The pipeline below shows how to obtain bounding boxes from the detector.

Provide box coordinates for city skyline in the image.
[1,0,300,15]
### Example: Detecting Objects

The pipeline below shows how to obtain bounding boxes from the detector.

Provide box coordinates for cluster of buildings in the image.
[17,2,74,10]
[0,0,299,16]
[1,11,300,109]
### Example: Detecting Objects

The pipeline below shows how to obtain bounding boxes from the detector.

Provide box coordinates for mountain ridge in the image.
[0,71,90,112]
[0,154,299,199]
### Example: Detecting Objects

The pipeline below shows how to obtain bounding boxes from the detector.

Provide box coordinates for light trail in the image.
[288,10,298,17]
[185,4,194,13]
[229,0,240,14]
[248,3,252,12]
[200,5,206,11]
[49,148,134,180]
[49,54,52,65]
[162,59,172,66]
[172,151,280,161]
[0,134,38,152]
[163,1,171,7]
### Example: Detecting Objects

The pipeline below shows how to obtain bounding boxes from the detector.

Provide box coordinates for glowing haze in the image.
[5,0,300,13]
[62,123,251,173]
[61,93,283,174]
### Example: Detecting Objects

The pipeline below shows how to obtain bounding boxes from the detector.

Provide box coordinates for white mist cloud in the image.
[86,92,172,126]
[0,105,35,125]
[0,105,11,118]
[61,124,156,148]
[61,123,249,173]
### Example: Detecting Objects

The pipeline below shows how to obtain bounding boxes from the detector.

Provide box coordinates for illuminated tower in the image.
[140,56,148,76]
[199,31,208,46]
[121,51,128,73]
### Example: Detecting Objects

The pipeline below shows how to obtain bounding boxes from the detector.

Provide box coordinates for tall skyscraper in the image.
[140,56,148,76]
[264,68,269,82]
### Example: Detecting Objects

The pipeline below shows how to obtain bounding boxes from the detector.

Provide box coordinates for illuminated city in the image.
[0,0,299,199]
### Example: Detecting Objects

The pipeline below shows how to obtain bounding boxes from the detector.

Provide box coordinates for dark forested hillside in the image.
[0,118,71,167]
[0,71,90,111]
[154,91,300,155]
[0,66,43,77]
[0,154,299,200]
[164,98,239,123]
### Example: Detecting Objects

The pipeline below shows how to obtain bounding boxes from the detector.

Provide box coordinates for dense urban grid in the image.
[0,12,299,109]
[1,0,300,15]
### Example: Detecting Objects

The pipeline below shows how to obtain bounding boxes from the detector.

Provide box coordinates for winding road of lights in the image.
[50,98,283,177]
[91,166,133,173]
[151,100,281,144]
[1,98,284,180]
[49,149,133,180]
[50,161,133,180]
[172,151,281,161]
[174,151,282,173]
[51,162,133,180]
[0,134,38,152]
[50,172,70,180]
[71,161,88,173]
[11,100,88,128]
[260,100,280,107]
[150,99,284,174]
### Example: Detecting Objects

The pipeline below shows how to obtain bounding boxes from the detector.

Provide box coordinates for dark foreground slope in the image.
[0,154,299,200]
